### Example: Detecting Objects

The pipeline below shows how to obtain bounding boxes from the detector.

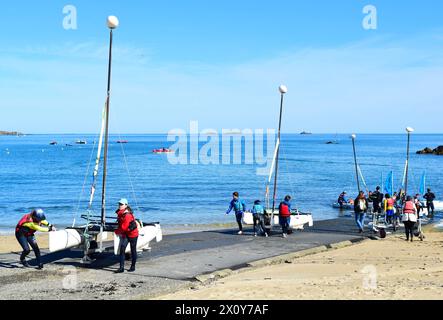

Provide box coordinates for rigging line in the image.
[277,143,297,209]
[117,132,141,213]
[73,133,100,227]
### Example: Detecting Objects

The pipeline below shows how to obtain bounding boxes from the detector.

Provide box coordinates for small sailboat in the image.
[243,85,314,231]
[76,140,87,145]
[49,16,162,261]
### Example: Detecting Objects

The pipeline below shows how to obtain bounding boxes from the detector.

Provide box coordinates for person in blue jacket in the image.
[226,192,247,235]
[251,200,268,237]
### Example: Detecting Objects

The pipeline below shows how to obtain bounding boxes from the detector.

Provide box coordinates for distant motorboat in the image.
[326,140,339,144]
[76,140,87,145]
[300,131,312,135]
[153,148,173,154]
[49,141,57,145]
[117,140,128,144]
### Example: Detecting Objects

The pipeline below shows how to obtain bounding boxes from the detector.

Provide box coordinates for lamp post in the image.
[101,16,119,227]
[272,85,288,212]
[404,127,414,201]
[351,134,361,194]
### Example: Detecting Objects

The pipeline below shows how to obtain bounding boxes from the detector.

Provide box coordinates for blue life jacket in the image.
[233,199,245,213]
[252,204,264,214]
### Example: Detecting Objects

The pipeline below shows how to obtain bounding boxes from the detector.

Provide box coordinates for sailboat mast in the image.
[271,85,287,212]
[404,127,414,200]
[101,17,119,226]
[351,134,361,194]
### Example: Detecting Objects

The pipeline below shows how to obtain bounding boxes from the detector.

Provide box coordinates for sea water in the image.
[0,133,442,232]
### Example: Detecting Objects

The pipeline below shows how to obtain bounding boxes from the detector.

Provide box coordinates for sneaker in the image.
[114,268,124,274]
[282,233,287,238]
[20,260,30,268]
[254,233,257,237]
[265,233,269,238]
[37,264,44,270]
[128,266,136,272]
[237,231,243,235]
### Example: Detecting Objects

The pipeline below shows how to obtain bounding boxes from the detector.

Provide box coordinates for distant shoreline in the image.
[1,132,442,136]
[0,131,23,136]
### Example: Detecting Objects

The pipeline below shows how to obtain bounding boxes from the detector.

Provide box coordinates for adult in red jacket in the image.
[115,198,139,273]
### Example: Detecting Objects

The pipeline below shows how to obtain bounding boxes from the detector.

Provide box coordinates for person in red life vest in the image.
[15,209,56,269]
[279,195,292,238]
[114,198,139,273]
[402,196,418,242]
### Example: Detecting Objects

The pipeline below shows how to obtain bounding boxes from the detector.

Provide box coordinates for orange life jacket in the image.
[403,201,416,214]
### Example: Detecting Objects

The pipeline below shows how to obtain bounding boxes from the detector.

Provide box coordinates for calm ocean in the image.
[0,133,442,233]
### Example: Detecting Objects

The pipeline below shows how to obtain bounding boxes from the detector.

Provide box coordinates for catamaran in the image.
[48,16,162,262]
[243,85,313,231]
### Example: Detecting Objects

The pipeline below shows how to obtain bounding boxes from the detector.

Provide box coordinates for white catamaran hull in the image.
[272,214,314,230]
[242,211,313,230]
[114,224,162,255]
[432,201,443,212]
[49,229,84,253]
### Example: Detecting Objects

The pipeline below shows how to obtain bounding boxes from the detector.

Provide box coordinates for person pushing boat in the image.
[251,200,268,237]
[15,209,56,269]
[226,192,247,235]
[279,195,292,238]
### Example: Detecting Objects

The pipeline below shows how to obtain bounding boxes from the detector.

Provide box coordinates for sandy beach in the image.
[157,225,443,300]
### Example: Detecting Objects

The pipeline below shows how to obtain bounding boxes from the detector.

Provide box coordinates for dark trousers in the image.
[373,203,381,214]
[253,214,266,234]
[427,202,434,217]
[279,216,290,234]
[15,232,41,264]
[235,212,243,231]
[403,221,416,240]
[119,236,138,269]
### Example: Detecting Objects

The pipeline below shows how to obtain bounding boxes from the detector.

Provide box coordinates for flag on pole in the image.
[384,171,394,196]
[419,171,426,195]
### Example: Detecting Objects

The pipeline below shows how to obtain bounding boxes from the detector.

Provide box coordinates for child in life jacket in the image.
[279,195,292,238]
[251,200,268,237]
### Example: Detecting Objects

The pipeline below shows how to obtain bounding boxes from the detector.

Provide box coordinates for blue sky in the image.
[0,0,442,133]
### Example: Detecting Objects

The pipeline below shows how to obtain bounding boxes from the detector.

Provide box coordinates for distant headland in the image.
[0,131,23,136]
[416,146,443,155]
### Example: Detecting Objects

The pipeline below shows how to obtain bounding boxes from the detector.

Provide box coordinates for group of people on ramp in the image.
[226,192,294,238]
[348,187,437,242]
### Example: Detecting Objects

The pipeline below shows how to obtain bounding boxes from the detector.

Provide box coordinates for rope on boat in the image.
[72,127,101,228]
[117,132,141,213]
